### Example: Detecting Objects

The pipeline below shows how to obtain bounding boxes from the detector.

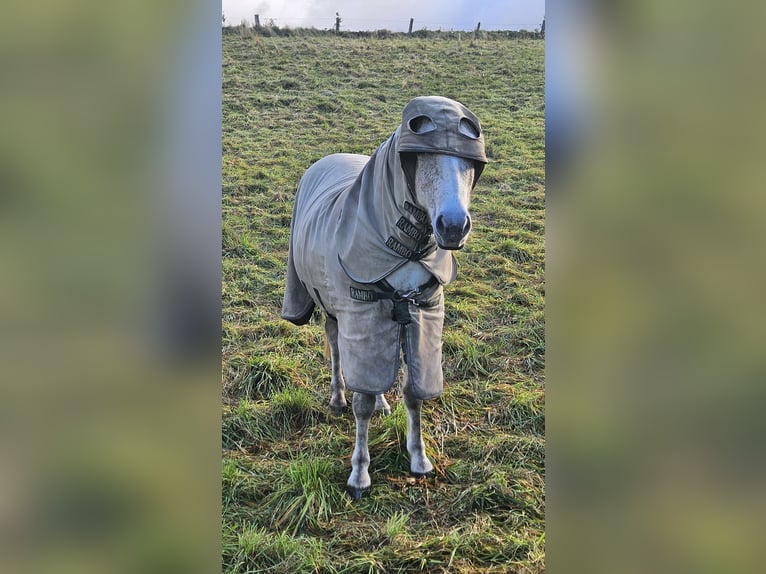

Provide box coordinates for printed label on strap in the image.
[385,236,414,259]
[404,201,430,226]
[396,216,430,243]
[349,286,378,302]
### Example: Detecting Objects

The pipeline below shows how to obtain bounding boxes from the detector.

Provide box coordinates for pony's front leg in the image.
[324,316,347,414]
[403,383,434,477]
[347,391,376,499]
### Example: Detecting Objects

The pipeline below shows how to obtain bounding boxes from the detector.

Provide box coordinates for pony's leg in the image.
[347,391,376,499]
[403,380,434,477]
[324,316,347,414]
[374,394,391,416]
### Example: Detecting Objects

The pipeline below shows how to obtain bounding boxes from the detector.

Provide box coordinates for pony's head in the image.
[398,96,487,250]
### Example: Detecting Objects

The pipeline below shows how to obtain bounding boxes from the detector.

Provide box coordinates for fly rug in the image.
[281,96,487,499]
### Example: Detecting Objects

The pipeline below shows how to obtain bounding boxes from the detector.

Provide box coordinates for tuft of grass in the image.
[495,388,545,435]
[512,314,546,370]
[222,399,279,449]
[270,385,323,429]
[508,244,533,264]
[265,457,347,535]
[225,522,325,572]
[451,469,525,516]
[442,331,491,378]
[382,510,410,543]
[223,386,326,451]
[221,458,246,504]
[224,354,300,399]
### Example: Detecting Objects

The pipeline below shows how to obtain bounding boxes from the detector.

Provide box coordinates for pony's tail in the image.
[323,332,331,361]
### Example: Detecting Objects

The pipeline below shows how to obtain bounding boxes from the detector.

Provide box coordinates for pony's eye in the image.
[408,115,436,134]
[458,117,480,139]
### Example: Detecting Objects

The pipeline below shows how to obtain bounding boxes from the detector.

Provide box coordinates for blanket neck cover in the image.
[337,96,487,284]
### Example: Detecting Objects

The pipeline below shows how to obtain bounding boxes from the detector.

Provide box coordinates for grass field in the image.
[222,31,545,573]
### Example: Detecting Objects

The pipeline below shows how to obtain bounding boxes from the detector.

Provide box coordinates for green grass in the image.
[223,32,544,573]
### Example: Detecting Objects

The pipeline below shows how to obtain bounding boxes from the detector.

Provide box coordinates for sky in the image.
[221,0,545,32]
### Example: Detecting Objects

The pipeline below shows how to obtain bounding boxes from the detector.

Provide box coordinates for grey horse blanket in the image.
[281,96,486,400]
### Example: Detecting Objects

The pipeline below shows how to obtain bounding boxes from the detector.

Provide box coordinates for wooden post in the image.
[476,22,481,32]
[254,14,260,29]
[408,18,414,35]
[335,12,341,34]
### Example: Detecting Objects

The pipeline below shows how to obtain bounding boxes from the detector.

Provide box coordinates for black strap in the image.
[383,201,435,262]
[396,216,431,243]
[392,300,412,325]
[385,236,437,261]
[404,201,430,226]
[348,275,438,307]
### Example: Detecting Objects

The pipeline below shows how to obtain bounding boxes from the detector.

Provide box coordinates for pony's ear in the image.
[458,117,481,139]
[408,115,436,134]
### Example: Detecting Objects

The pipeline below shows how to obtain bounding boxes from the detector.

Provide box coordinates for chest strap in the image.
[349,276,439,325]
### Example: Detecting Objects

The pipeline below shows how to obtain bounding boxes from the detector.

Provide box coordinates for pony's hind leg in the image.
[375,394,391,416]
[403,380,434,478]
[324,316,347,414]
[347,391,376,499]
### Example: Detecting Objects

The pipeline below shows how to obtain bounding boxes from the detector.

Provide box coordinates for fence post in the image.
[335,12,341,34]
[254,14,260,29]
[476,22,481,33]
[408,18,414,35]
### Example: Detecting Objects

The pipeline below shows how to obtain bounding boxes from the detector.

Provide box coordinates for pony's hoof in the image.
[329,404,346,416]
[410,471,434,479]
[346,486,370,501]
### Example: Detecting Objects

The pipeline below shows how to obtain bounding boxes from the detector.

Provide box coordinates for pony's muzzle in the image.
[434,212,472,249]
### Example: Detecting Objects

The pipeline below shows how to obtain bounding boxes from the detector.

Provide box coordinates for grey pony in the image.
[281,96,487,498]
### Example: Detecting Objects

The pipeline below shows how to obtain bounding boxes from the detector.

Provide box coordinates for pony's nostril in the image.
[462,215,472,235]
[435,214,447,235]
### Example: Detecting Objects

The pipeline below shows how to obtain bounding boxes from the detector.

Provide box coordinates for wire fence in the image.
[222,13,543,35]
